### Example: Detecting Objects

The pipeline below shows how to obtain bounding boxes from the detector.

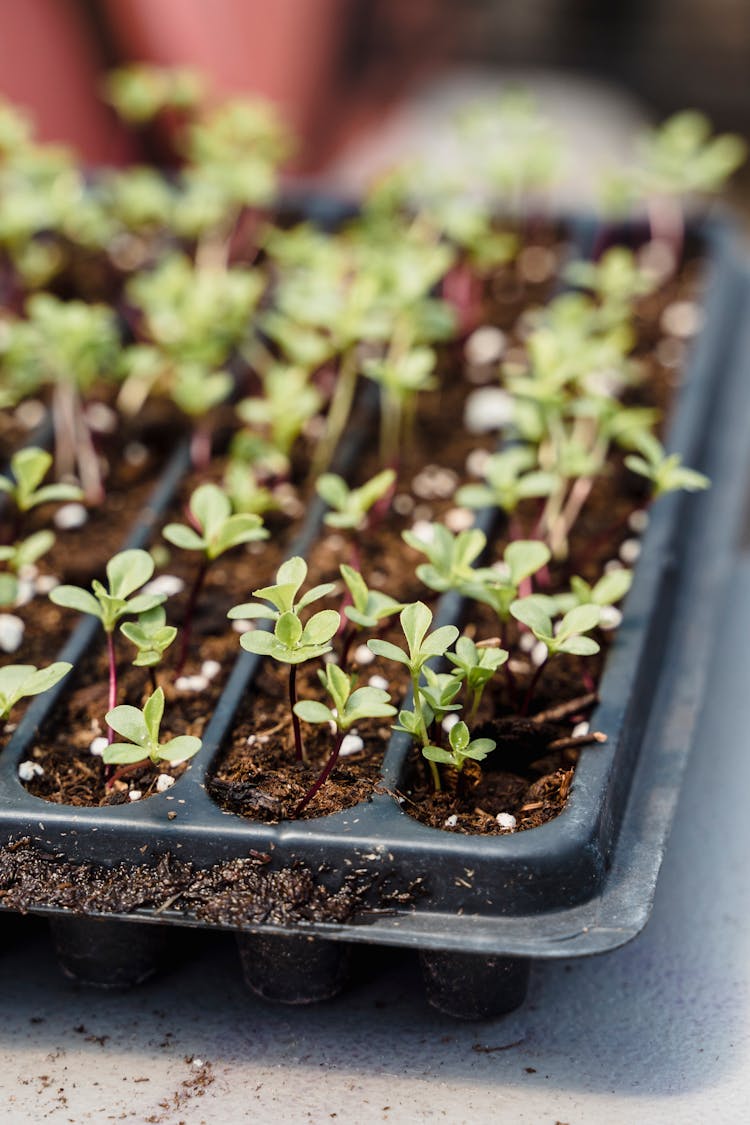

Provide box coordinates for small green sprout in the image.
[338,564,404,667]
[103,64,206,125]
[422,720,496,780]
[635,110,747,201]
[565,247,660,325]
[317,469,395,531]
[446,636,509,721]
[511,599,601,658]
[222,459,280,517]
[292,663,396,816]
[624,437,710,499]
[228,557,339,763]
[455,447,557,515]
[339,565,403,632]
[510,598,601,714]
[368,601,459,784]
[120,606,177,690]
[418,667,463,725]
[362,345,438,463]
[402,523,486,594]
[462,540,551,627]
[295,662,397,732]
[2,294,120,501]
[0,530,56,607]
[164,482,268,561]
[0,661,72,726]
[0,447,83,513]
[237,364,323,463]
[164,482,268,676]
[554,569,633,616]
[103,687,202,773]
[49,549,166,726]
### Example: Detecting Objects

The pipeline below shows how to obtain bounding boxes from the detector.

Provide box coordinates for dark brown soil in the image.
[208,663,391,821]
[0,838,372,926]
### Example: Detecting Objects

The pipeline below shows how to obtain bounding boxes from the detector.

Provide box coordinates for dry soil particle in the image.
[0,840,371,927]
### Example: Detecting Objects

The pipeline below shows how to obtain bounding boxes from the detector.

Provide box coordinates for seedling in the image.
[222,459,280,517]
[422,721,496,792]
[338,564,403,666]
[554,569,633,616]
[624,437,710,499]
[103,64,206,125]
[103,687,201,779]
[0,661,71,729]
[510,598,601,714]
[237,364,322,464]
[603,111,746,264]
[293,662,396,815]
[125,254,264,463]
[402,523,486,594]
[49,549,166,733]
[462,540,552,629]
[163,482,268,676]
[455,447,557,525]
[120,606,177,691]
[565,248,660,328]
[0,530,57,607]
[419,667,463,726]
[228,557,339,763]
[362,345,438,465]
[2,294,120,501]
[447,636,509,721]
[317,469,396,532]
[368,601,459,786]
[0,446,83,517]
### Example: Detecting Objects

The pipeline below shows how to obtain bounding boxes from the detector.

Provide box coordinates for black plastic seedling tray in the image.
[1,214,748,1018]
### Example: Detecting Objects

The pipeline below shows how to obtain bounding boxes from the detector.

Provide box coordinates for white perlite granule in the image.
[18,761,44,781]
[143,574,185,597]
[464,387,514,434]
[0,614,25,653]
[54,503,88,531]
[496,812,517,830]
[339,733,364,757]
[156,774,176,793]
[464,325,506,366]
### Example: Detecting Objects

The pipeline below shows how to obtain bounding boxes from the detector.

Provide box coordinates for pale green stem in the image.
[310,346,359,480]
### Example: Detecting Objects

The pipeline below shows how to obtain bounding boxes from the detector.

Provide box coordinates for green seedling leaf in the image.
[403,524,486,593]
[423,720,496,774]
[164,483,268,561]
[317,469,395,530]
[120,606,177,669]
[103,686,202,767]
[340,565,403,630]
[0,661,72,720]
[294,663,395,732]
[0,447,83,512]
[50,548,165,633]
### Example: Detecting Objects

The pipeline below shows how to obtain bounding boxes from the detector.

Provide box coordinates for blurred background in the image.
[0,0,748,204]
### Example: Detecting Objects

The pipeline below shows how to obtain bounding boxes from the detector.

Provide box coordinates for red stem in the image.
[289,665,305,763]
[174,558,209,679]
[294,730,344,817]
